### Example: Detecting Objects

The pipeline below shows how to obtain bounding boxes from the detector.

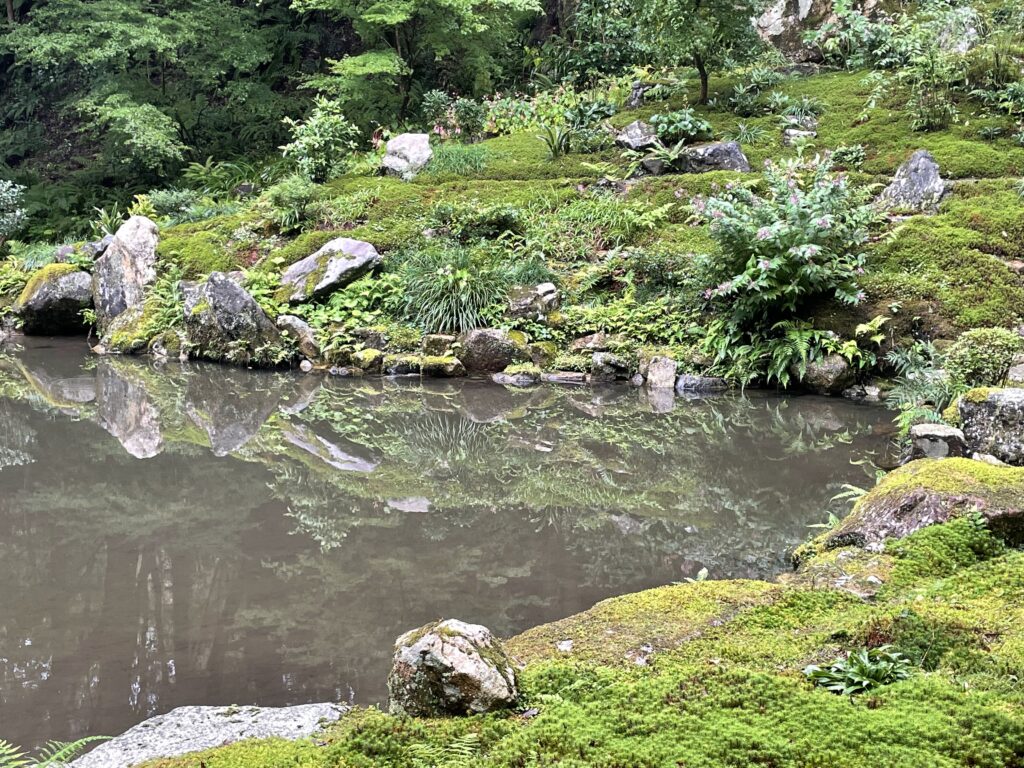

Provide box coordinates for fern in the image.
[408,732,482,768]
[0,737,109,768]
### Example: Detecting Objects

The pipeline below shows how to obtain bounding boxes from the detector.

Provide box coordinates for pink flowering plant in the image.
[692,156,879,385]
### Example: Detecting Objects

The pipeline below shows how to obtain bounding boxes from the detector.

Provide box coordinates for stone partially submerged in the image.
[279,238,381,303]
[14,264,93,335]
[182,272,286,367]
[388,619,519,717]
[70,703,347,768]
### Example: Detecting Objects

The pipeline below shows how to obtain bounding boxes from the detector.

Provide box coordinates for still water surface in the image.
[0,336,893,748]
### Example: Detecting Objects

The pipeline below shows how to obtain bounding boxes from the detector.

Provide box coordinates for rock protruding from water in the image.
[70,703,348,768]
[959,388,1024,466]
[382,133,433,178]
[798,354,855,395]
[644,356,677,390]
[878,150,947,212]
[182,272,285,366]
[676,374,729,394]
[280,238,381,303]
[458,329,529,372]
[388,619,519,717]
[92,216,159,333]
[14,266,93,335]
[909,423,968,461]
[615,120,658,151]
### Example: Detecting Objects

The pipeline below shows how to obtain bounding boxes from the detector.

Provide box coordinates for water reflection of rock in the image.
[184,369,287,457]
[281,423,379,473]
[95,360,164,459]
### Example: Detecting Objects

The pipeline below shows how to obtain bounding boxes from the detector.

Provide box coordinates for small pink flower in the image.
[807,245,820,256]
[855,290,866,303]
[756,227,771,240]
[817,217,831,228]
[758,259,771,270]
[789,194,799,205]
[856,267,865,275]
[703,288,713,299]
[712,210,725,219]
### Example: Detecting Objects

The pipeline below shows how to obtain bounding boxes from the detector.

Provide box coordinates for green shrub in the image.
[695,156,876,384]
[649,108,713,144]
[281,97,360,182]
[804,646,914,695]
[262,174,317,232]
[944,327,1024,387]
[400,243,509,333]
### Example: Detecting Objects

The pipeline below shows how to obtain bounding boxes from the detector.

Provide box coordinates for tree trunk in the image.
[694,55,709,105]
[5,0,14,24]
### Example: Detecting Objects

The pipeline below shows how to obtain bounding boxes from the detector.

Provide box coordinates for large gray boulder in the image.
[388,619,519,717]
[182,272,286,367]
[678,141,751,173]
[644,356,677,390]
[70,704,348,768]
[959,388,1024,466]
[14,266,93,335]
[615,120,658,151]
[457,329,529,372]
[92,216,159,333]
[878,150,947,212]
[755,0,835,61]
[280,238,381,303]
[382,133,433,178]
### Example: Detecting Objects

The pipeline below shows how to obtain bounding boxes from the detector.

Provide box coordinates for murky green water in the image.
[0,336,894,748]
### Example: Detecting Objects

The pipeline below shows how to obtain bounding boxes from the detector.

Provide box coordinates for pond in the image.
[0,336,894,749]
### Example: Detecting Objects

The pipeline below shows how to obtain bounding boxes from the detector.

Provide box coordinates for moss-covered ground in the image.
[137,515,1024,768]
[7,67,1019,369]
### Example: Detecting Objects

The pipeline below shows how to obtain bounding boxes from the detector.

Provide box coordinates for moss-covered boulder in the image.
[279,237,381,303]
[388,619,518,717]
[182,272,288,367]
[13,263,92,335]
[818,458,1024,552]
[959,387,1024,466]
[457,328,529,372]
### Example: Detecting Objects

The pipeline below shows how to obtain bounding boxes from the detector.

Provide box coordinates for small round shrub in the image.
[944,327,1024,387]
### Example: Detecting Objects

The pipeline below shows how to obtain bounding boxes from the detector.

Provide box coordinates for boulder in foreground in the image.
[878,149,947,212]
[70,703,347,768]
[388,619,519,716]
[819,458,1024,551]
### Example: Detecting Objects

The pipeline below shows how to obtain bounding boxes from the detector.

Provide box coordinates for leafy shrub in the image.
[281,97,360,182]
[564,98,616,129]
[0,179,27,245]
[830,144,866,169]
[431,200,525,241]
[400,244,510,332]
[262,173,317,232]
[804,646,913,695]
[537,124,572,158]
[422,92,488,140]
[649,109,713,144]
[146,188,202,220]
[694,157,876,384]
[944,327,1024,387]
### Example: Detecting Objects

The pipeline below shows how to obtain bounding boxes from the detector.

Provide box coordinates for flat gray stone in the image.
[71,703,348,768]
[280,238,381,303]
